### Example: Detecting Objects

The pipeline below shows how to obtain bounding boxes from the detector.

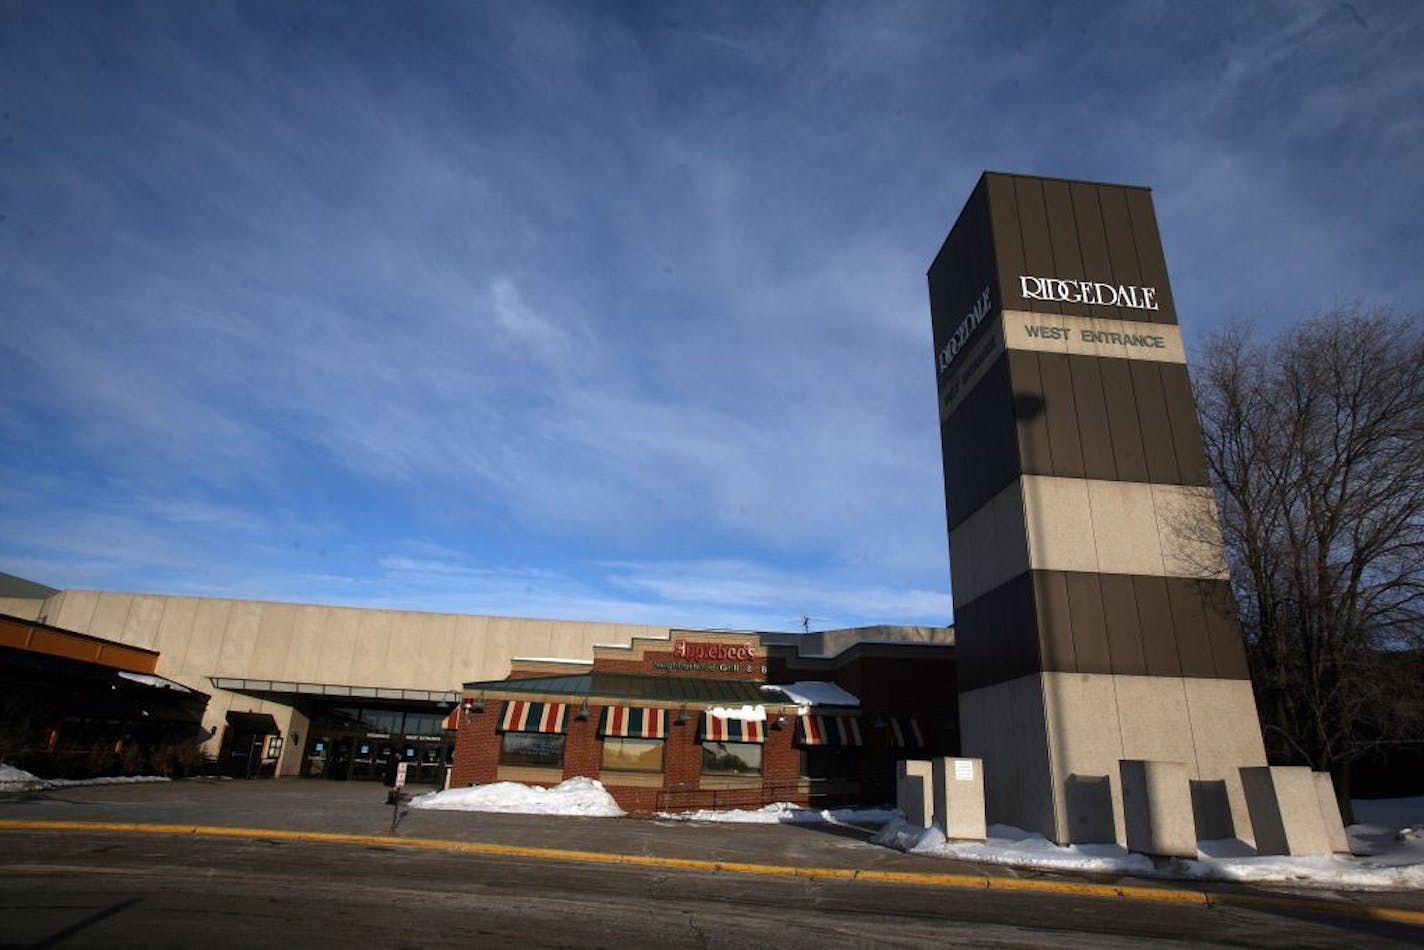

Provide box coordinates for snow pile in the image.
[409,777,624,817]
[1,763,172,791]
[871,797,1424,891]
[663,801,898,828]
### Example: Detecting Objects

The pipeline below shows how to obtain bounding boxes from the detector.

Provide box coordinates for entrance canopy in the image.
[209,677,458,705]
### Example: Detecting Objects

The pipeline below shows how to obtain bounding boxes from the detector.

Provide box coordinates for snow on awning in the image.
[498,700,569,735]
[599,706,668,739]
[796,714,862,747]
[889,716,925,748]
[700,712,765,744]
[117,670,194,693]
[762,681,860,708]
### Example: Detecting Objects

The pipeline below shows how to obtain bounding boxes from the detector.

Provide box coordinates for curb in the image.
[1,819,1420,927]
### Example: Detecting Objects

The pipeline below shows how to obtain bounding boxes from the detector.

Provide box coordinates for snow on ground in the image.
[1,763,172,791]
[661,801,899,829]
[870,797,1424,891]
[409,777,624,817]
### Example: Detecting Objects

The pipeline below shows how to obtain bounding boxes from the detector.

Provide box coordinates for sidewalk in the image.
[3,776,1422,922]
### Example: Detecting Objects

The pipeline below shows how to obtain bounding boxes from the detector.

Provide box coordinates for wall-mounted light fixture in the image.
[674,704,689,725]
[771,714,787,730]
[575,699,590,721]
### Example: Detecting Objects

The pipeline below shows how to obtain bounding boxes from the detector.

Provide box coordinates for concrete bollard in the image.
[1119,760,1196,857]
[1312,771,1351,854]
[932,757,986,841]
[896,759,934,829]
[1239,766,1332,856]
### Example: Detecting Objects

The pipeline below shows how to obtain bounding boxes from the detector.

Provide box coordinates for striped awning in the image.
[796,714,862,747]
[498,700,569,734]
[700,712,766,744]
[600,706,668,739]
[441,707,461,731]
[889,716,925,748]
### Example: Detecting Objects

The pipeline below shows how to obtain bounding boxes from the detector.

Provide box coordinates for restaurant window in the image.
[601,737,664,773]
[500,732,565,768]
[701,740,762,777]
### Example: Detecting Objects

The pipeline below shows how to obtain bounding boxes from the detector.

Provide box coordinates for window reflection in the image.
[701,741,761,776]
[601,737,663,772]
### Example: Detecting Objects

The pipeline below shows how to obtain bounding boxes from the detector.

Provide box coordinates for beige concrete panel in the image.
[1041,672,1125,844]
[170,599,233,683]
[547,619,596,661]
[51,590,100,632]
[214,599,264,677]
[1182,677,1267,841]
[1085,480,1166,577]
[277,603,328,682]
[383,612,431,688]
[85,593,134,641]
[277,706,311,777]
[0,597,43,620]
[1241,766,1331,856]
[1150,484,1230,579]
[1002,310,1185,364]
[1022,476,1099,575]
[149,597,200,681]
[393,611,458,689]
[959,675,1056,841]
[315,607,364,684]
[246,603,300,680]
[949,479,1030,607]
[1120,760,1196,857]
[1112,676,1196,766]
[119,595,166,650]
[449,615,494,684]
[346,609,395,684]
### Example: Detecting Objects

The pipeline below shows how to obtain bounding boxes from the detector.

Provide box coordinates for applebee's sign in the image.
[1019,275,1159,311]
[673,640,756,662]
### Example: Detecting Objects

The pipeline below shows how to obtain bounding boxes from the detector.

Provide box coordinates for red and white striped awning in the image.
[497,700,569,734]
[796,714,862,747]
[599,706,668,739]
[441,707,461,731]
[889,716,925,748]
[699,712,766,744]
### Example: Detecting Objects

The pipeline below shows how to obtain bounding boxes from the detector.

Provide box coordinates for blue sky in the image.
[2,1,1421,631]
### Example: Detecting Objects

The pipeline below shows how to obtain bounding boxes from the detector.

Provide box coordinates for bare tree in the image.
[1194,307,1424,822]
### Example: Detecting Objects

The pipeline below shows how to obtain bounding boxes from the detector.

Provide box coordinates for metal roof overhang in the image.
[462,672,792,705]
[209,677,459,705]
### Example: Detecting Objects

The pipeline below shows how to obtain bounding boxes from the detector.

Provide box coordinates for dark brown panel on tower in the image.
[1200,581,1251,679]
[1068,356,1116,480]
[1014,178,1057,317]
[1124,188,1178,326]
[1009,349,1053,476]
[1069,182,1118,321]
[1166,577,1214,678]
[1133,575,1182,677]
[1100,573,1147,675]
[1064,572,1112,674]
[1161,365,1210,486]
[943,353,1021,530]
[955,572,1041,692]
[1037,352,1085,478]
[1097,186,1144,323]
[1042,179,1090,318]
[985,174,1026,311]
[1099,358,1150,482]
[1129,361,1182,484]
[1034,571,1077,672]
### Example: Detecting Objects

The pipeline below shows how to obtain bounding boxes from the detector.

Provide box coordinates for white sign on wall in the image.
[1019,275,1159,311]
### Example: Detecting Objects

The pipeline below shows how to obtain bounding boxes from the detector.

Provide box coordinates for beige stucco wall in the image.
[32,589,672,770]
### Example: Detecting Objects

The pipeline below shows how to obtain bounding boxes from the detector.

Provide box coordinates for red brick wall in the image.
[448,705,501,788]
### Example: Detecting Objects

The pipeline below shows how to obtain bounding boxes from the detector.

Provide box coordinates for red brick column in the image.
[563,705,603,781]
[449,705,501,788]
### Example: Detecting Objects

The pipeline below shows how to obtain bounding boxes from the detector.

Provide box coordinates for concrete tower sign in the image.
[928,172,1268,845]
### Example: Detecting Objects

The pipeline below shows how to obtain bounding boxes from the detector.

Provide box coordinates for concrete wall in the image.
[33,589,670,766]
[964,670,1265,845]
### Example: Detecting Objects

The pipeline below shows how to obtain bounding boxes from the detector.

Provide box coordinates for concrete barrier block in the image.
[1312,771,1351,854]
[932,757,986,841]
[1119,760,1195,857]
[896,759,933,828]
[1239,766,1331,856]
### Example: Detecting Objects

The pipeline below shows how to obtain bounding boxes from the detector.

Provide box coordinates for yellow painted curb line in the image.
[1,819,1420,927]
